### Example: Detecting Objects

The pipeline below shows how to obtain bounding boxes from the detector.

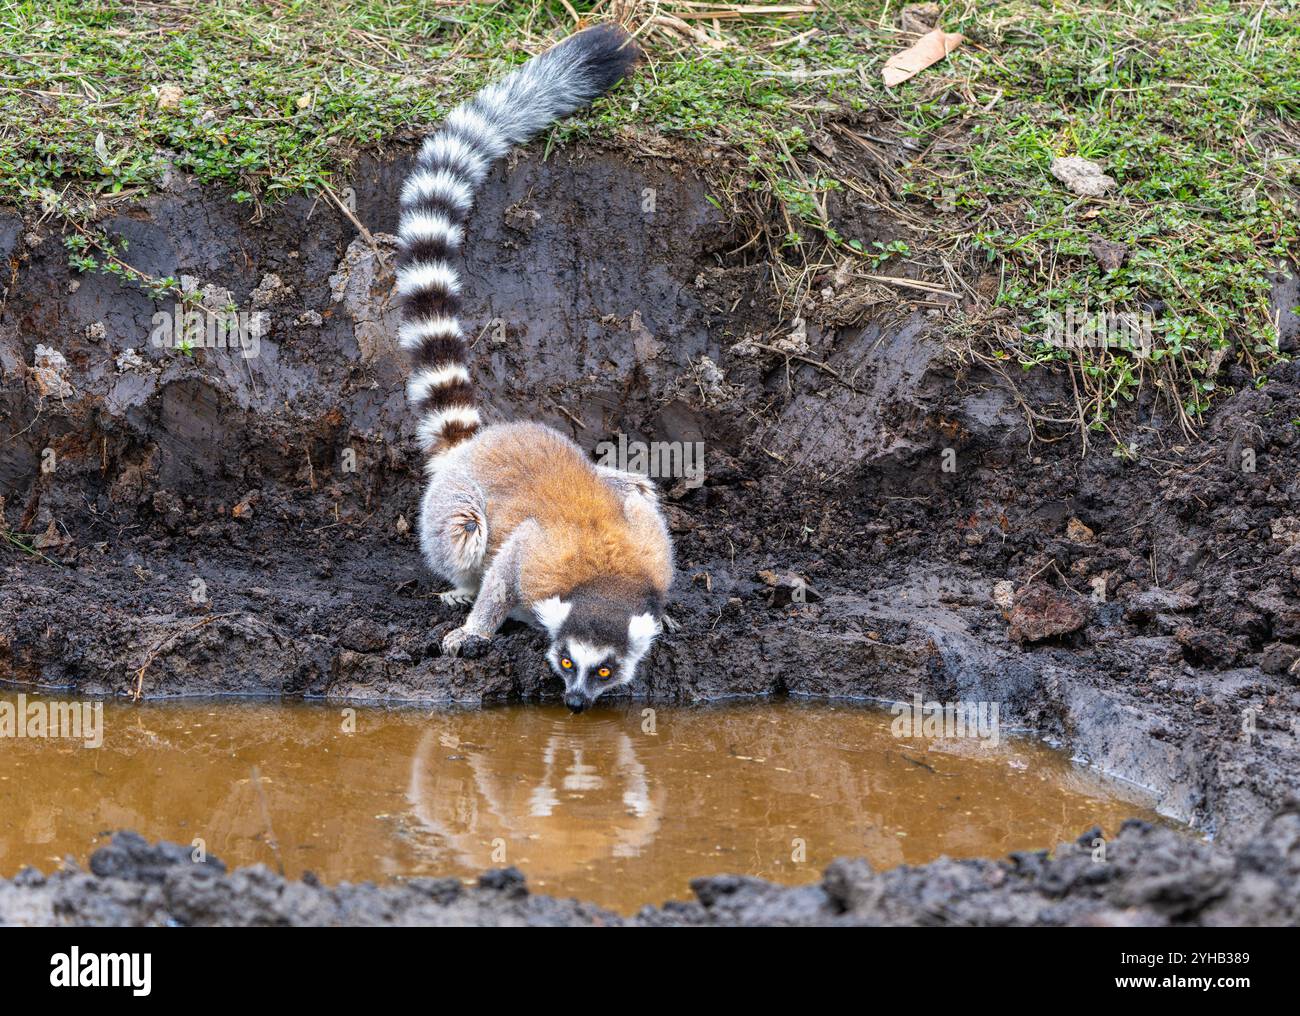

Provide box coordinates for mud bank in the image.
[2,141,1299,912]
[3,817,1298,926]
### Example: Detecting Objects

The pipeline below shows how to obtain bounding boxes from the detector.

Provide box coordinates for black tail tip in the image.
[561,22,642,93]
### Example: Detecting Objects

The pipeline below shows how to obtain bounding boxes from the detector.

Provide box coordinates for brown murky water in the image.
[0,695,1166,913]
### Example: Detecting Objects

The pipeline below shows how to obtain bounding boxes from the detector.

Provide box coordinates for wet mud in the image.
[3,815,1297,926]
[1,142,1298,925]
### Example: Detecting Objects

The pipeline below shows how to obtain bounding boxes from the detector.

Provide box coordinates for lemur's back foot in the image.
[438,587,477,607]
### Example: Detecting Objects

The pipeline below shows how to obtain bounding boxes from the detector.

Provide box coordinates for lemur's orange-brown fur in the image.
[466,424,672,604]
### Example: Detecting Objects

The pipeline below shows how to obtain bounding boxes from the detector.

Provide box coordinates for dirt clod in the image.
[1088,236,1129,271]
[1066,517,1095,543]
[1050,156,1117,197]
[1007,583,1090,644]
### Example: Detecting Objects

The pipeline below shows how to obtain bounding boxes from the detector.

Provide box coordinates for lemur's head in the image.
[533,583,662,713]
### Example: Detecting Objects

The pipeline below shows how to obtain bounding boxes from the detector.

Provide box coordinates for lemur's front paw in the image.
[441,626,489,658]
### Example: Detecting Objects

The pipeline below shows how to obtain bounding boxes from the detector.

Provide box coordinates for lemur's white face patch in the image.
[547,639,616,695]
[567,640,611,673]
[532,597,572,638]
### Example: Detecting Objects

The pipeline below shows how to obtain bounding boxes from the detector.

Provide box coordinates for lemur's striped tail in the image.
[397,23,640,456]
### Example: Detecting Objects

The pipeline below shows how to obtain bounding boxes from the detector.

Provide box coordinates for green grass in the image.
[0,1,881,210]
[0,525,62,565]
[1,0,1296,440]
[932,0,1300,435]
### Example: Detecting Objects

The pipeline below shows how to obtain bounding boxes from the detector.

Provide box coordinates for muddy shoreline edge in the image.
[2,814,1298,926]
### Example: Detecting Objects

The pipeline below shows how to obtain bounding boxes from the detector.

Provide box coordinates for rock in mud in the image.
[30,344,74,398]
[1260,642,1299,675]
[1123,586,1198,623]
[757,569,822,606]
[31,520,69,550]
[1007,583,1089,644]
[1066,517,1095,543]
[327,232,402,370]
[1175,625,1244,667]
[115,347,146,372]
[250,272,292,308]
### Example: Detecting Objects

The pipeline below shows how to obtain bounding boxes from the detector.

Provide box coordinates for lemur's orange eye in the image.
[560,658,574,670]
[597,666,612,679]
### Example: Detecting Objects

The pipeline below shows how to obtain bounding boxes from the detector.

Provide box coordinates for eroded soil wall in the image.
[2,146,1298,866]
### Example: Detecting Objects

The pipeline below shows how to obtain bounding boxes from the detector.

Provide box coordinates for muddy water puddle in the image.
[0,695,1165,913]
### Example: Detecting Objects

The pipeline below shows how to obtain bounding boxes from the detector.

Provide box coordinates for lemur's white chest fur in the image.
[394,26,669,710]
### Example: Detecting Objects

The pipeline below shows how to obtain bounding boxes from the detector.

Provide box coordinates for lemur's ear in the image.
[533,597,572,637]
[628,612,659,650]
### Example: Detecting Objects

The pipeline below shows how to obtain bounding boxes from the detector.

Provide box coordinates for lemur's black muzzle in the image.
[564,692,590,714]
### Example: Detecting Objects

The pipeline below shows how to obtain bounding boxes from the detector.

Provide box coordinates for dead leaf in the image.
[882,28,964,87]
[649,14,729,50]
[32,520,69,550]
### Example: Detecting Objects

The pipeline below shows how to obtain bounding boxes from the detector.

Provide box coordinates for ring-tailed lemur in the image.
[396,24,672,713]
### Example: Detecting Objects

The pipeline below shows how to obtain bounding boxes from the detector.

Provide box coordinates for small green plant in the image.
[868,240,910,269]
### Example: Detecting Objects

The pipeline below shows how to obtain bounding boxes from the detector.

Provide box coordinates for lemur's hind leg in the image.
[419,476,489,606]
